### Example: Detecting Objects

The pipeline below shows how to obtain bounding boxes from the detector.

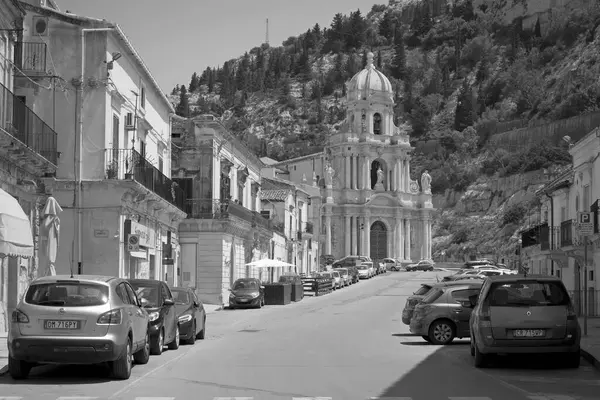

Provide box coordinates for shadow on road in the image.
[391,333,417,337]
[400,340,470,346]
[0,364,113,385]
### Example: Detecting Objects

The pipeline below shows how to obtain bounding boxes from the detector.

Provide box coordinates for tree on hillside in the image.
[378,10,395,41]
[188,72,200,93]
[362,51,368,68]
[454,79,476,131]
[324,13,346,53]
[170,85,179,95]
[346,10,366,50]
[344,53,358,80]
[376,50,383,69]
[175,85,189,117]
[391,28,407,80]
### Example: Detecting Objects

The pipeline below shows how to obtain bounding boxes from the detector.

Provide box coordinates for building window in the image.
[590,270,594,281]
[556,269,561,278]
[140,86,146,109]
[139,140,146,158]
[158,156,163,173]
[373,113,382,135]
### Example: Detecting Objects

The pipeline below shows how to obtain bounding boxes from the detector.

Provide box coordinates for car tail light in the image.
[567,302,577,321]
[97,309,122,325]
[479,302,491,327]
[12,309,29,323]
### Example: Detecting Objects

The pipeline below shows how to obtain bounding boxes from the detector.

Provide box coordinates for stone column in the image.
[353,155,359,190]
[405,160,410,192]
[345,216,351,256]
[345,155,351,189]
[326,215,332,254]
[396,218,404,260]
[230,167,237,200]
[425,218,431,260]
[405,218,411,261]
[351,216,358,255]
[364,215,371,258]
[391,161,396,192]
[213,154,221,201]
[364,156,371,190]
[396,160,401,192]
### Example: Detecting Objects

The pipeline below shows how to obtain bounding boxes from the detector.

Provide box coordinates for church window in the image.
[373,113,382,135]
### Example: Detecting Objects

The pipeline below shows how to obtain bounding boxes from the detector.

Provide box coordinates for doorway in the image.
[370,221,388,260]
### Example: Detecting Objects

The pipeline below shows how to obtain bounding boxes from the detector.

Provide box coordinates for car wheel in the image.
[186,322,196,345]
[428,320,455,345]
[133,332,150,364]
[470,339,475,357]
[564,350,580,368]
[150,328,164,355]
[111,337,132,380]
[422,335,433,344]
[473,338,489,368]
[8,356,31,380]
[257,298,262,309]
[197,317,206,340]
[168,324,180,350]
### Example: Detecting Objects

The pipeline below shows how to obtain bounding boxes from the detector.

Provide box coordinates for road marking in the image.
[293,398,333,400]
[367,397,413,400]
[213,398,254,400]
[134,398,175,400]
[56,398,98,400]
[527,396,578,400]
[0,397,23,400]
[449,398,493,400]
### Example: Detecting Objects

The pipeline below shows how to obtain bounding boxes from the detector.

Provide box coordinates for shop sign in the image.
[130,220,155,248]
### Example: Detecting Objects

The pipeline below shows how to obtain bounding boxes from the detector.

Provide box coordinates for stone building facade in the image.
[270,53,434,262]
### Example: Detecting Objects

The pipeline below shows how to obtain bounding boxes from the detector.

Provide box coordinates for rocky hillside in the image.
[169,0,600,261]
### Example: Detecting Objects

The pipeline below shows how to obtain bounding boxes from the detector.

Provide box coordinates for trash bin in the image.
[290,281,304,301]
[263,283,292,305]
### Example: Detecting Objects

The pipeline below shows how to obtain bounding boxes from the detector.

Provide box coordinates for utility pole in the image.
[265,18,269,45]
[577,211,593,336]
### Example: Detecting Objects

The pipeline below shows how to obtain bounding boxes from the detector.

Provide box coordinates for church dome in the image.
[346,52,394,100]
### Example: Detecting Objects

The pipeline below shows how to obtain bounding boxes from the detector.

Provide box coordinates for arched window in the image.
[373,113,382,135]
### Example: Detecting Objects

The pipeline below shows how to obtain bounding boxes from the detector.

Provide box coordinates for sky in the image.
[55,0,381,93]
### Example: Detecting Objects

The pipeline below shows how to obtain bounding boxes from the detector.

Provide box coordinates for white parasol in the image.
[245,258,295,268]
[42,197,63,276]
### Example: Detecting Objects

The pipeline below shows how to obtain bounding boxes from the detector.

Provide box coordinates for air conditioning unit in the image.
[32,16,49,36]
[124,112,135,130]
[260,210,271,219]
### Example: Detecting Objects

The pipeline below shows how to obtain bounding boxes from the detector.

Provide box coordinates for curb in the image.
[581,348,600,370]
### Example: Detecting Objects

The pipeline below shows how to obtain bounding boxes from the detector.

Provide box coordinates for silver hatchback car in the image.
[8,275,150,380]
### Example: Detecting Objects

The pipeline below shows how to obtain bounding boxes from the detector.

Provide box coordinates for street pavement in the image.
[0,271,599,400]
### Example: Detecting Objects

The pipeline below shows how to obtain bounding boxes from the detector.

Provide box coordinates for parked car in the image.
[129,279,179,355]
[469,274,581,368]
[332,255,362,268]
[316,272,335,289]
[401,279,484,325]
[228,278,265,309]
[334,268,351,286]
[374,261,387,274]
[409,281,483,345]
[382,258,399,271]
[345,266,360,283]
[8,275,150,380]
[357,264,370,279]
[331,270,343,289]
[406,260,435,272]
[361,261,376,277]
[170,286,206,344]
[442,274,486,282]
[462,260,495,269]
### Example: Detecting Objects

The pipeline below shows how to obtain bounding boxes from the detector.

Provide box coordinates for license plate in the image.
[44,320,79,330]
[514,329,545,337]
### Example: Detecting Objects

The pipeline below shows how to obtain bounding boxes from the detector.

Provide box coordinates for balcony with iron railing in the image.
[0,82,57,170]
[105,148,185,211]
[14,42,47,74]
[540,223,561,251]
[560,219,578,247]
[185,198,284,234]
[521,224,543,249]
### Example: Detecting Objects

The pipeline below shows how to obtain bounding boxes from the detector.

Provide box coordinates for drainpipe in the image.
[76,27,115,274]
[545,191,554,275]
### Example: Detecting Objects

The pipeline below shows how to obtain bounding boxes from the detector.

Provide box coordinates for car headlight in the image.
[178,314,192,323]
[148,311,159,322]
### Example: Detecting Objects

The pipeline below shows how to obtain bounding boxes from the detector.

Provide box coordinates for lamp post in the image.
[517,238,523,274]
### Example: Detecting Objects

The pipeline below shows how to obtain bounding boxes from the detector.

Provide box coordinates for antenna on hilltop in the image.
[265,18,269,45]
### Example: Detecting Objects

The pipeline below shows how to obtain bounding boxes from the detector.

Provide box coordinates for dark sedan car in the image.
[129,279,179,355]
[171,287,206,344]
[229,278,264,309]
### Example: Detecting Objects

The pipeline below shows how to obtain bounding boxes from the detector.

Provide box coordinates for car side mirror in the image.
[163,298,175,306]
[139,297,149,307]
[468,294,479,307]
[461,300,473,308]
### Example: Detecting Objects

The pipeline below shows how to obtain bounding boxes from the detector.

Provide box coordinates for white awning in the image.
[129,251,147,260]
[0,188,34,258]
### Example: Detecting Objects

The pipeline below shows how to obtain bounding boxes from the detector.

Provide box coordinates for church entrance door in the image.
[370,221,387,260]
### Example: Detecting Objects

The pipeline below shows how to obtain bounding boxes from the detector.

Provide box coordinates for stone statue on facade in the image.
[420,170,432,194]
[374,167,385,192]
[325,164,335,188]
[312,171,318,186]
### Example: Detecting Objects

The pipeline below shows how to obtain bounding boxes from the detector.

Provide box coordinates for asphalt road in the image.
[1,271,599,400]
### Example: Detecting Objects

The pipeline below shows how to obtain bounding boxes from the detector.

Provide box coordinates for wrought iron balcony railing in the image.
[521,224,542,248]
[560,219,577,247]
[540,224,561,251]
[14,42,47,73]
[186,198,284,234]
[0,82,57,164]
[105,148,185,211]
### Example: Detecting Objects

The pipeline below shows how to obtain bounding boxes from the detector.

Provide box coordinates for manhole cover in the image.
[238,329,262,333]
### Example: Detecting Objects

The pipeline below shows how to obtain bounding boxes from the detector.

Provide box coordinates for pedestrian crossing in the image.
[0,395,582,400]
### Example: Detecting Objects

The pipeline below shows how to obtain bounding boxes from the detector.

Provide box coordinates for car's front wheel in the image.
[428,320,455,345]
[168,325,180,350]
[150,328,164,355]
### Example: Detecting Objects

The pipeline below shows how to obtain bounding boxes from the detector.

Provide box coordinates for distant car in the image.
[469,275,581,368]
[345,266,360,283]
[382,258,399,271]
[228,278,265,309]
[331,270,343,289]
[362,261,376,277]
[170,286,206,344]
[442,274,485,282]
[9,275,150,380]
[129,279,180,355]
[406,260,435,272]
[334,268,352,286]
[357,264,370,279]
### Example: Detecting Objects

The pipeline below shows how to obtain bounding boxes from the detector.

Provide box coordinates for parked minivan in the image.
[468,275,580,368]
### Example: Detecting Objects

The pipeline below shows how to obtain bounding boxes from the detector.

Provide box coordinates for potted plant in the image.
[106,160,118,179]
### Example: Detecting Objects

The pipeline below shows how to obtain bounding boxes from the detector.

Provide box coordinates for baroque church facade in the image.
[270,52,434,262]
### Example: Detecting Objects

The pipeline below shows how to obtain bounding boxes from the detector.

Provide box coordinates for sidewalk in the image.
[579,316,600,370]
[0,304,224,376]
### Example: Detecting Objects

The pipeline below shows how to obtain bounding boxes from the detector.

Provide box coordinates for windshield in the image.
[130,283,161,308]
[421,288,444,304]
[233,280,259,290]
[487,280,571,307]
[358,265,367,270]
[25,282,109,307]
[320,273,332,278]
[171,289,190,305]
[414,285,431,295]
